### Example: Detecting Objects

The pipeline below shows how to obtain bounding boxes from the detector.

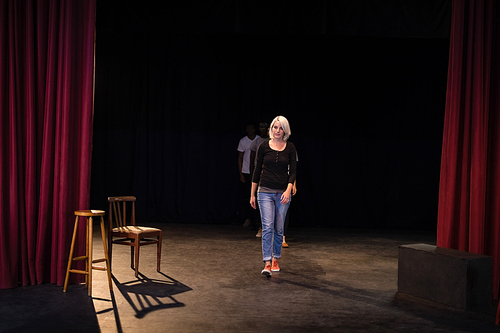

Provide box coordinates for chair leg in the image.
[130,244,134,270]
[157,233,162,272]
[134,236,140,277]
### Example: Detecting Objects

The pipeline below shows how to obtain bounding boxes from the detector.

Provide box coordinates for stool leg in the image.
[85,217,90,288]
[63,216,79,292]
[88,216,93,296]
[99,216,113,291]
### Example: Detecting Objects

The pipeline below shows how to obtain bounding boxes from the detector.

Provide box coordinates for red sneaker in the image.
[261,264,272,276]
[271,259,280,272]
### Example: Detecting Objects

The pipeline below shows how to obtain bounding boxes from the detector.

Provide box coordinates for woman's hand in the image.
[280,191,291,205]
[250,182,258,209]
[250,195,257,209]
[281,183,294,204]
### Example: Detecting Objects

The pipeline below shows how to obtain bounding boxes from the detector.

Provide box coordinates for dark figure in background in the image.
[237,123,260,227]
[250,121,269,237]
[250,116,297,276]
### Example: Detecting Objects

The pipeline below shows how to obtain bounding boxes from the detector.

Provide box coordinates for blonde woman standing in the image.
[250,116,297,276]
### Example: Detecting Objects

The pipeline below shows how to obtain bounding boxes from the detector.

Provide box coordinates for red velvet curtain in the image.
[437,0,500,297]
[0,0,96,289]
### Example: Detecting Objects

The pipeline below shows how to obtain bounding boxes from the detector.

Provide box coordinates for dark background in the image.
[91,1,450,229]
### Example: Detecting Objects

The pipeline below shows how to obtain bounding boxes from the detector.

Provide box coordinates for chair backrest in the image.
[108,196,136,228]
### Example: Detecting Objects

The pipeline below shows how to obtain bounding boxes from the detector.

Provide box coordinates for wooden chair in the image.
[108,196,162,277]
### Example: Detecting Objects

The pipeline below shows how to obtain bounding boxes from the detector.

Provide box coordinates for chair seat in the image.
[112,226,161,234]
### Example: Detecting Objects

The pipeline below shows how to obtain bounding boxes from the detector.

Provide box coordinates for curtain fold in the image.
[0,0,96,289]
[437,0,500,298]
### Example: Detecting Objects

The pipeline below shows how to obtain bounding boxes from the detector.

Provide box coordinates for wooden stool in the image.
[63,210,113,296]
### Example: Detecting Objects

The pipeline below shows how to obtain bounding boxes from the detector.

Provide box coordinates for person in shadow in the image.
[250,121,269,237]
[237,123,259,227]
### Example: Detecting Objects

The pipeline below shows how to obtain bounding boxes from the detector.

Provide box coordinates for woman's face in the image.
[272,121,284,140]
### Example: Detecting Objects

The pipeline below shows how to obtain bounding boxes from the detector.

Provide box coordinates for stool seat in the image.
[63,210,113,296]
[75,210,105,216]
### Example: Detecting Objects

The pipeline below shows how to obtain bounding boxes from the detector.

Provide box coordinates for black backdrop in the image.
[91,1,450,229]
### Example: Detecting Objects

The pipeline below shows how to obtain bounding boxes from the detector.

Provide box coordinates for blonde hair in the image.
[269,115,291,141]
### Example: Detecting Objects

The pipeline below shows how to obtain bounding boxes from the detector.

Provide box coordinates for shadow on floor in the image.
[0,283,99,333]
[111,272,190,319]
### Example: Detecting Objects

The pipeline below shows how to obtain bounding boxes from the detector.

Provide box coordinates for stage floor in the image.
[1,223,498,333]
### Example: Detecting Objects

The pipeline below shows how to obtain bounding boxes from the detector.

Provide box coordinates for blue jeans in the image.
[257,192,291,262]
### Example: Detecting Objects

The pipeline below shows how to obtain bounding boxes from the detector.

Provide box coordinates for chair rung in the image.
[113,241,134,246]
[72,256,88,261]
[113,238,133,241]
[140,240,158,245]
[112,238,158,242]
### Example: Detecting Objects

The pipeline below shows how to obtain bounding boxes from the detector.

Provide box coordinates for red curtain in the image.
[0,0,96,288]
[437,0,500,297]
